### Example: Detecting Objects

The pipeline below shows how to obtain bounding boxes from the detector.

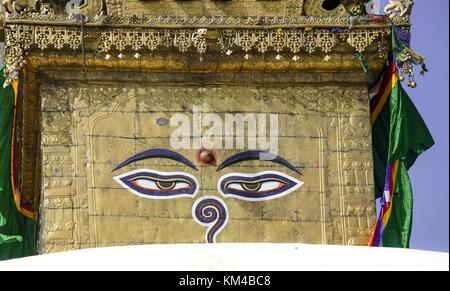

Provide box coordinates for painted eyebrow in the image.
[112,148,198,172]
[216,151,302,175]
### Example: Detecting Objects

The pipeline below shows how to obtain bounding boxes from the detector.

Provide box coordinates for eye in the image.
[225,179,286,193]
[114,170,199,199]
[130,177,192,191]
[218,171,303,201]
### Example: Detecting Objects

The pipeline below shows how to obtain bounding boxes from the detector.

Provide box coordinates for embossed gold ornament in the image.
[384,0,414,20]
[1,0,37,14]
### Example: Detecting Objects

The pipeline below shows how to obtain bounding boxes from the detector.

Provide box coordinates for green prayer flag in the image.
[372,78,434,248]
[0,213,23,244]
[388,84,435,168]
[0,68,35,260]
[382,161,414,247]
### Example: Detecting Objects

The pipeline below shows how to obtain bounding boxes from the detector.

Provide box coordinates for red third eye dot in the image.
[196,148,218,167]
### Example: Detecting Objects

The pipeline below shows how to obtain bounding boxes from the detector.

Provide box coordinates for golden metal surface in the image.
[18,65,378,252]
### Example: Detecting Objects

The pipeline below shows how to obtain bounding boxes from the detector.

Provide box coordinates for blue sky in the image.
[379,0,449,252]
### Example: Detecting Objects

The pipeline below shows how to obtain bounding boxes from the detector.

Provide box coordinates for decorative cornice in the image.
[1,1,413,85]
[5,14,410,28]
[2,23,391,85]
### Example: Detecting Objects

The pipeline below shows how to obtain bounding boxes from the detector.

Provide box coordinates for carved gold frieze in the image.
[5,13,409,27]
[2,23,391,83]
[0,0,412,29]
[0,0,411,84]
[0,1,385,21]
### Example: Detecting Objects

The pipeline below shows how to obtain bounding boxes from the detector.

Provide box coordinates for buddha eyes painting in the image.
[112,148,305,243]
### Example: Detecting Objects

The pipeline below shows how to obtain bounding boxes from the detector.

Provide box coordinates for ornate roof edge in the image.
[5,14,410,29]
[1,23,391,86]
[1,0,417,85]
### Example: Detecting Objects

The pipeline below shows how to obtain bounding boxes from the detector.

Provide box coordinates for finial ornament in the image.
[384,0,414,20]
